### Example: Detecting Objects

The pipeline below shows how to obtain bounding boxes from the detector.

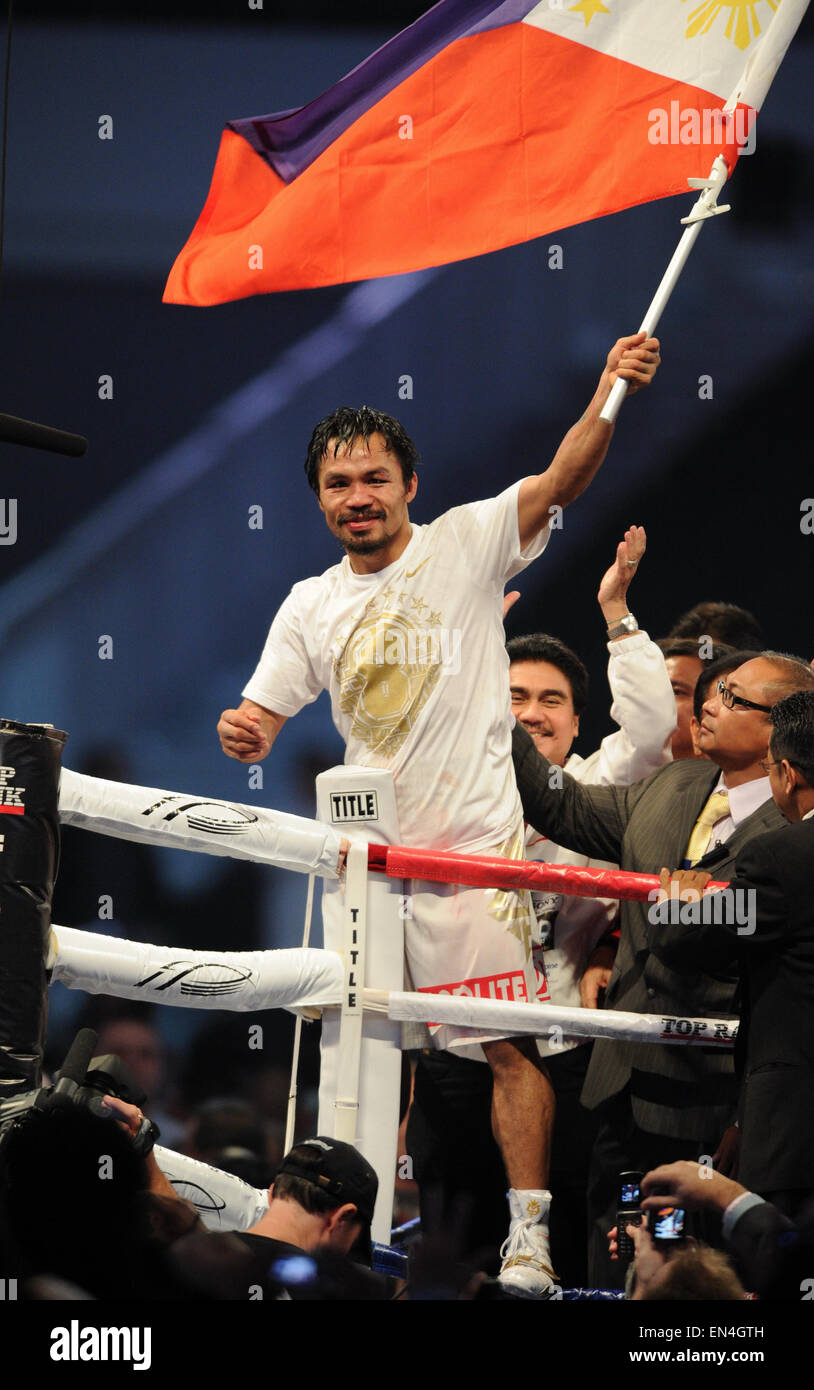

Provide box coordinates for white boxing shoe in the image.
[498,1189,558,1298]
[498,1219,559,1298]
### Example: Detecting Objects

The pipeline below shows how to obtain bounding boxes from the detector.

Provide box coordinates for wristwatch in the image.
[607,612,638,639]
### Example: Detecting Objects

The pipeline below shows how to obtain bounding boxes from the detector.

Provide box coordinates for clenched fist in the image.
[217,703,273,762]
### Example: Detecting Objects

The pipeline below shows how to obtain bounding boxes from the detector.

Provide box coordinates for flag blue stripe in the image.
[227,0,538,184]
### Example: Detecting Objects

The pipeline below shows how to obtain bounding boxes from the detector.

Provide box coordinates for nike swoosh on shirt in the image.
[405,556,431,578]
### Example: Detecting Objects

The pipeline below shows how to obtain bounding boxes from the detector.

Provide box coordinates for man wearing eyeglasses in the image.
[511,651,814,1287]
[654,689,814,1223]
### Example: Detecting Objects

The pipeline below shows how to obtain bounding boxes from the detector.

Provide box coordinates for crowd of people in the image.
[2,339,813,1304]
[406,592,814,1300]
[1,588,811,1304]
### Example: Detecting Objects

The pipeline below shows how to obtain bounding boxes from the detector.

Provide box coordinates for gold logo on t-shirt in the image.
[334,605,443,756]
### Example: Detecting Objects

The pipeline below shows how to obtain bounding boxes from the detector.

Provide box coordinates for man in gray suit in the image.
[653,689,814,1222]
[511,651,814,1286]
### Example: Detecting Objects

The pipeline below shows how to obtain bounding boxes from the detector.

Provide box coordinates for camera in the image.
[0,1029,158,1159]
[615,1170,644,1261]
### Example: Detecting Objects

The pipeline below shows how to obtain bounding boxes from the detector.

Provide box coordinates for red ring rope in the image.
[367,843,728,901]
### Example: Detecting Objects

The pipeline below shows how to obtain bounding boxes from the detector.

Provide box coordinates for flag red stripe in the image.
[165,25,748,305]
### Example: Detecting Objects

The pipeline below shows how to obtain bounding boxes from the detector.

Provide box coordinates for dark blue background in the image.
[0,10,811,974]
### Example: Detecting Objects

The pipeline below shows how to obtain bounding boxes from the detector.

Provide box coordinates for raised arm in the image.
[516,334,660,548]
[585,525,676,784]
[597,523,646,634]
[217,697,287,763]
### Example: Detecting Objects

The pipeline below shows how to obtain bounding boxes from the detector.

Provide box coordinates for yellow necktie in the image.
[685,790,730,866]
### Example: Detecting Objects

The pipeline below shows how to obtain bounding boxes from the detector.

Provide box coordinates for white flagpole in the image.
[600,154,731,425]
[600,0,810,426]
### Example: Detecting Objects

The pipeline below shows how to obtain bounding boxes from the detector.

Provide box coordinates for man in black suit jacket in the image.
[512,653,814,1285]
[653,689,814,1220]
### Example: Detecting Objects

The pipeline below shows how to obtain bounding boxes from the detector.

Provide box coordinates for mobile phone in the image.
[615,1171,644,1261]
[647,1204,687,1244]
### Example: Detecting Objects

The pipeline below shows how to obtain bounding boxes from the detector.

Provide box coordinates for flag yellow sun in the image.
[683,0,779,52]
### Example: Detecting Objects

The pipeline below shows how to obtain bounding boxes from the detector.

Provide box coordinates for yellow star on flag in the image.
[569,0,611,26]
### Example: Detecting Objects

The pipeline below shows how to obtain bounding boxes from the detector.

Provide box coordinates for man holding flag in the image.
[169,0,805,1297]
[217,330,659,1295]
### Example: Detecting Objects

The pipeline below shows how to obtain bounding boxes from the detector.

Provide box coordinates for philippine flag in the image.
[164,0,808,305]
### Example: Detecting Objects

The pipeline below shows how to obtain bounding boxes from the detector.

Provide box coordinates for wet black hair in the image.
[304,406,419,494]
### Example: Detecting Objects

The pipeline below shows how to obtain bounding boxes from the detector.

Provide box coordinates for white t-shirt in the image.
[243,480,549,853]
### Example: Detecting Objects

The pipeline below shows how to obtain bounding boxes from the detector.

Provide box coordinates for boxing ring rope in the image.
[59,767,344,878]
[367,843,729,900]
[59,765,729,901]
[47,925,344,1014]
[52,767,737,1048]
[47,924,737,1048]
[52,763,738,1247]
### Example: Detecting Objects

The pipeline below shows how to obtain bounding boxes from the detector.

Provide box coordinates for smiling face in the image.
[510,659,580,767]
[316,432,417,572]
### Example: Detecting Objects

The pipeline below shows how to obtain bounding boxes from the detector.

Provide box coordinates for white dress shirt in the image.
[703,772,774,853]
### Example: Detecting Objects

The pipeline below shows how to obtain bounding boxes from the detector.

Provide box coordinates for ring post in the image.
[316,767,404,1247]
[334,844,367,1142]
